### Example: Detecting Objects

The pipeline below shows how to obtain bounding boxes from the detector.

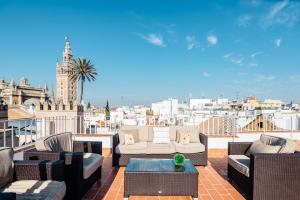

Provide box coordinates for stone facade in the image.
[0,98,8,129]
[56,37,78,104]
[0,78,49,106]
[35,101,84,135]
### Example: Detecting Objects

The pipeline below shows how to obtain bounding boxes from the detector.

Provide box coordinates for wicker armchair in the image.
[228,142,300,200]
[0,147,65,200]
[23,132,103,200]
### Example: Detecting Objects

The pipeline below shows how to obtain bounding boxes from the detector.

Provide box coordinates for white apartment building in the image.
[189,99,213,110]
[217,98,229,105]
[151,98,178,118]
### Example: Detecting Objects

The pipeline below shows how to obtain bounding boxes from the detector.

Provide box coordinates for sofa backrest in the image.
[0,147,14,188]
[119,126,201,143]
[35,132,73,152]
[148,126,177,142]
[119,126,149,144]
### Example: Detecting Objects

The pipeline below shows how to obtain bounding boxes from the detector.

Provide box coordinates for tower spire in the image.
[63,36,72,62]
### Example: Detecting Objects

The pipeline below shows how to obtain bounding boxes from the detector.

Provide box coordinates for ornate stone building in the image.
[34,37,83,135]
[56,37,78,104]
[0,77,49,106]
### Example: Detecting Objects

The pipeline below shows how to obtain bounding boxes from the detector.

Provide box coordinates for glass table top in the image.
[125,158,198,174]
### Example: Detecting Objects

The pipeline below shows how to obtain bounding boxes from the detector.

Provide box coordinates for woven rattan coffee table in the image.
[124,158,199,200]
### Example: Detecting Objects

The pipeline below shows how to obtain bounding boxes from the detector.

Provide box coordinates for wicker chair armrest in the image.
[112,133,119,152]
[73,140,102,155]
[112,133,120,167]
[0,192,16,200]
[24,150,61,161]
[14,160,64,181]
[228,142,252,155]
[199,133,208,147]
[24,150,83,166]
[250,153,300,199]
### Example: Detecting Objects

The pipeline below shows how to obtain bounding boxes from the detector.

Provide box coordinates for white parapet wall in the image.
[74,134,113,148]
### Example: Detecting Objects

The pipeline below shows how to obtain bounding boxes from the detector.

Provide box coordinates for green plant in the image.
[68,58,97,104]
[173,153,185,166]
[105,100,110,120]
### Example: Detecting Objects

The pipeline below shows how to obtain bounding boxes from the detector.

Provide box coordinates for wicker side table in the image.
[124,159,198,200]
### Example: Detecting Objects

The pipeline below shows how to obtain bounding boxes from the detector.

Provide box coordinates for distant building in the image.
[35,37,82,135]
[0,98,8,126]
[0,77,49,106]
[260,99,282,109]
[243,97,258,110]
[56,37,78,104]
[151,98,178,117]
[189,99,213,110]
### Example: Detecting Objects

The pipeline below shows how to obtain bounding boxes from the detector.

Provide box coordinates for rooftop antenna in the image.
[201,92,205,99]
[236,91,239,102]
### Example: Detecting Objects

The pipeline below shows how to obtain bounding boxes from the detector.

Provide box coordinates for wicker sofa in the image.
[112,126,208,166]
[23,132,103,200]
[228,134,300,200]
[0,147,66,200]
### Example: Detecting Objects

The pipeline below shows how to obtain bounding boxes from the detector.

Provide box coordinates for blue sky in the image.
[0,0,300,106]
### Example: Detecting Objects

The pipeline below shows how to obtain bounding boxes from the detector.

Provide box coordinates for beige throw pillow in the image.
[179,133,190,145]
[246,140,281,157]
[119,129,139,144]
[176,129,200,143]
[124,134,135,145]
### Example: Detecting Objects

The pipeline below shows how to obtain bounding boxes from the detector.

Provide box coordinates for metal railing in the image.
[1,114,299,149]
[0,115,120,149]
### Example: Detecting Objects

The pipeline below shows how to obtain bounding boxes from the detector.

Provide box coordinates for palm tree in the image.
[68,58,97,104]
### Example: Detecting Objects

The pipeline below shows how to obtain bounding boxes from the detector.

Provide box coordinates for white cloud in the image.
[202,72,210,77]
[207,35,218,45]
[261,0,300,28]
[249,0,261,7]
[185,35,199,50]
[274,38,282,48]
[289,75,300,83]
[223,53,232,59]
[255,74,276,82]
[139,33,166,47]
[237,14,252,27]
[223,53,244,66]
[250,51,263,58]
[249,63,258,67]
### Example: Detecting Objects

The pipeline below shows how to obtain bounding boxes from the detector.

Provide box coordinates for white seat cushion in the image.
[228,155,250,177]
[83,153,104,179]
[0,180,66,200]
[147,142,176,154]
[115,142,148,154]
[175,142,205,153]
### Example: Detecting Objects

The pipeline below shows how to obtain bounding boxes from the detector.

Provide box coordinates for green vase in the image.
[173,153,185,166]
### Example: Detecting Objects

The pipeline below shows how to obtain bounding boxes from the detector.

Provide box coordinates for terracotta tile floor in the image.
[83,149,246,200]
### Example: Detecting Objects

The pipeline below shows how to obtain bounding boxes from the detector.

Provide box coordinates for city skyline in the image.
[1,0,300,105]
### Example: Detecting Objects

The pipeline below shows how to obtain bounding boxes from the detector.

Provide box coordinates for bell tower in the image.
[56,37,78,104]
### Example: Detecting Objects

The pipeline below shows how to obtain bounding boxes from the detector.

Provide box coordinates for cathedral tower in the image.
[56,37,78,104]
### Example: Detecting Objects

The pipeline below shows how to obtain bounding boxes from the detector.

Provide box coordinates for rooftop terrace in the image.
[1,116,300,200]
[83,143,300,200]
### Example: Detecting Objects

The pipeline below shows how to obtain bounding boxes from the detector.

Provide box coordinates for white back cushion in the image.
[152,127,170,143]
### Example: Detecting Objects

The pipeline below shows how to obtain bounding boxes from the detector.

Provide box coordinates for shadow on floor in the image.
[208,157,248,199]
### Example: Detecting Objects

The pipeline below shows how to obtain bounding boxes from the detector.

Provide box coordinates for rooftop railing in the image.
[1,114,299,149]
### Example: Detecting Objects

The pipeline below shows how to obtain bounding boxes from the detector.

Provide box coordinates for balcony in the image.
[1,116,300,200]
